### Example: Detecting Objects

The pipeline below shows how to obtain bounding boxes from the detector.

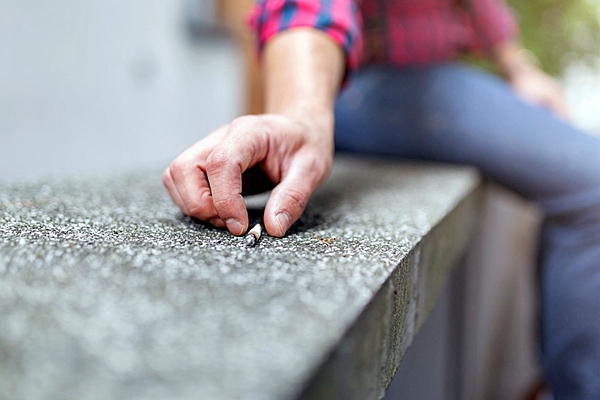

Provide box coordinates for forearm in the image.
[262,28,345,135]
[164,19,349,238]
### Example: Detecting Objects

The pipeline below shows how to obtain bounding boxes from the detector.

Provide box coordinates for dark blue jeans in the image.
[335,63,600,399]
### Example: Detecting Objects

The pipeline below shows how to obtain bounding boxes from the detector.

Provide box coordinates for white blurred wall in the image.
[1,0,242,181]
[565,63,600,134]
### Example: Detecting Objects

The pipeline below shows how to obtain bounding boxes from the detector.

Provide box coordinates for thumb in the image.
[263,156,325,237]
[264,179,312,238]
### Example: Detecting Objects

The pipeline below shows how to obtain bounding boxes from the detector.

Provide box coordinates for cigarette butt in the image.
[244,223,262,247]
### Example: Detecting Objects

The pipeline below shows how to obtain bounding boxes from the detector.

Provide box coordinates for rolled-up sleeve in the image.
[467,0,517,52]
[248,0,363,73]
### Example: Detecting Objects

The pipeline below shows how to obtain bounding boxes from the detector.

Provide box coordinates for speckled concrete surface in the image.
[0,156,480,400]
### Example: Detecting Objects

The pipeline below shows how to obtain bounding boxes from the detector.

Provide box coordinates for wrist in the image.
[275,104,334,134]
[493,41,539,81]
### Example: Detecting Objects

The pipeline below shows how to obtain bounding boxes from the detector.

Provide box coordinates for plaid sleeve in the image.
[248,0,363,73]
[466,0,517,52]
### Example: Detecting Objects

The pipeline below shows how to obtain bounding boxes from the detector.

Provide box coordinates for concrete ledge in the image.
[0,156,482,400]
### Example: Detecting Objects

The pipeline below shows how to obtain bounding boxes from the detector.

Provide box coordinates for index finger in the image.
[205,117,269,235]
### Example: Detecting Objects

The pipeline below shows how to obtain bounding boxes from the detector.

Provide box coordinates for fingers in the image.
[162,127,230,229]
[264,153,329,237]
[511,72,571,121]
[545,90,571,121]
[163,117,272,235]
[204,117,270,235]
[204,149,248,235]
[163,162,226,229]
[162,114,329,238]
[161,168,186,211]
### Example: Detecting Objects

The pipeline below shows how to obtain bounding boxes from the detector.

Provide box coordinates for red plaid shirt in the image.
[249,0,516,72]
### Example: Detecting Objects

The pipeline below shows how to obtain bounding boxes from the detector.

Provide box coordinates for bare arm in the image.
[162,28,344,237]
[492,40,569,119]
[463,0,569,119]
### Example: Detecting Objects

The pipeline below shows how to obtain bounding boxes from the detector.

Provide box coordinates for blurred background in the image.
[1,0,599,181]
[1,0,243,181]
[2,1,600,399]
[505,0,600,131]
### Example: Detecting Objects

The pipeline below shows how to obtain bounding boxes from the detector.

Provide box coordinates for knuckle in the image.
[187,204,212,220]
[206,150,231,172]
[231,115,260,129]
[230,115,269,144]
[281,187,309,212]
[168,159,188,180]
[211,196,244,222]
[212,196,237,214]
[186,191,216,220]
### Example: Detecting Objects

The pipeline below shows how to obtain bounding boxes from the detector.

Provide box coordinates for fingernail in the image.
[275,212,291,236]
[225,218,245,236]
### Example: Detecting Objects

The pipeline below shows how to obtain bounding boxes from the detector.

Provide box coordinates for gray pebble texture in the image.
[0,157,479,400]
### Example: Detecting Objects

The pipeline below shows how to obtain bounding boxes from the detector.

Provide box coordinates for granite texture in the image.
[0,156,481,400]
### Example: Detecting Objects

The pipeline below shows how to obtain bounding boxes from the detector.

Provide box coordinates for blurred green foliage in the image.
[507,0,600,75]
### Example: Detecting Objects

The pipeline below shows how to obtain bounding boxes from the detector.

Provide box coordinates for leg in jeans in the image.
[334,64,600,399]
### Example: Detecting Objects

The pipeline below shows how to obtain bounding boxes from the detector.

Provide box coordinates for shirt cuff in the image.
[248,0,363,74]
[468,0,518,53]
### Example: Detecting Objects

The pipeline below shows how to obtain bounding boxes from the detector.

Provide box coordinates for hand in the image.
[493,42,570,120]
[508,65,570,120]
[162,114,334,237]
[163,28,344,237]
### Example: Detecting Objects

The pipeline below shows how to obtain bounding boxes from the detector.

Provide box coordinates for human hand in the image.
[162,114,334,237]
[493,42,570,120]
[163,28,343,237]
[508,65,570,120]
